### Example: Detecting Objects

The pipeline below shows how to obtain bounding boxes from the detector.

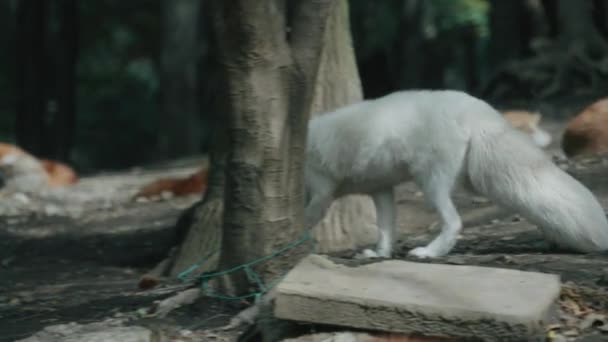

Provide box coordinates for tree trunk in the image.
[488,0,527,72]
[15,0,49,156]
[159,0,202,159]
[396,0,427,89]
[210,0,333,296]
[52,0,78,162]
[525,0,551,40]
[161,0,371,302]
[557,0,606,50]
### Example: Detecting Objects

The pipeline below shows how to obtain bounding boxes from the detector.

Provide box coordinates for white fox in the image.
[304,90,608,258]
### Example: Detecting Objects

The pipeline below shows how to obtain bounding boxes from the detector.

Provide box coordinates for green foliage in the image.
[431,0,490,38]
[349,0,403,60]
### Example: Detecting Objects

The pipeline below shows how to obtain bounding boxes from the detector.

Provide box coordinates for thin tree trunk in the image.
[594,0,608,38]
[525,0,551,40]
[557,0,606,50]
[396,0,426,89]
[53,0,78,162]
[16,0,49,156]
[144,5,226,282]
[167,93,228,278]
[146,24,227,281]
[489,0,527,72]
[159,0,201,159]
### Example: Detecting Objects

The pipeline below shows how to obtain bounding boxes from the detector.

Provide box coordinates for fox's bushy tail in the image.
[467,125,608,253]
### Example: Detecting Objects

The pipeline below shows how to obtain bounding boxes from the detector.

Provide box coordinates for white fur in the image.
[304,90,608,258]
[0,152,48,193]
[530,126,552,148]
[0,153,18,165]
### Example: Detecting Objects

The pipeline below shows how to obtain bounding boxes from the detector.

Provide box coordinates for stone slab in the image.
[275,255,561,342]
[17,321,154,342]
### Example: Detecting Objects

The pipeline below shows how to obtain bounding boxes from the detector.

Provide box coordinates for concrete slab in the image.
[275,255,561,342]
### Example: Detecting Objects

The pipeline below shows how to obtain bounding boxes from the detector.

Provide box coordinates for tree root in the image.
[483,44,608,102]
[138,197,223,290]
[149,288,202,318]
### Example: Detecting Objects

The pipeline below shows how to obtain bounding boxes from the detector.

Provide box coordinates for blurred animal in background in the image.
[502,110,552,148]
[561,98,608,158]
[133,168,208,201]
[0,142,78,193]
[39,159,79,187]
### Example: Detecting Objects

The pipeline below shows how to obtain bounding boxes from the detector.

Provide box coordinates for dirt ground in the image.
[0,159,248,341]
[2,108,608,341]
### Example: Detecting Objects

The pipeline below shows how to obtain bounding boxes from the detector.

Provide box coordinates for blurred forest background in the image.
[1,0,607,173]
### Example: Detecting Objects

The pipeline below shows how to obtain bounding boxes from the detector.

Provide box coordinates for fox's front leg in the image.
[362,189,396,258]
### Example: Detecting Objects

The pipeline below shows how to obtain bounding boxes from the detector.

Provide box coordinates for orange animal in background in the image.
[562,98,608,158]
[0,142,78,191]
[40,159,79,186]
[134,168,208,200]
[502,110,552,148]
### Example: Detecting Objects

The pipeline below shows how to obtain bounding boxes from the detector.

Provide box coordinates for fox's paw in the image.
[354,249,381,259]
[408,246,441,259]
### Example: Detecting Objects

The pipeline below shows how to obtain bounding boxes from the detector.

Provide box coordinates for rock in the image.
[16,320,155,342]
[275,255,561,342]
[281,332,456,342]
[562,98,608,157]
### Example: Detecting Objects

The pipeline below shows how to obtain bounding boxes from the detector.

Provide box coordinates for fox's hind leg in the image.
[408,183,462,258]
[408,146,467,258]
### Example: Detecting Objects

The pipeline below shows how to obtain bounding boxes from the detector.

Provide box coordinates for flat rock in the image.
[282,332,456,342]
[16,320,155,342]
[275,255,561,342]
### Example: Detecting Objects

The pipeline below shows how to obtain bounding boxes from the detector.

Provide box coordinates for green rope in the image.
[177,229,316,301]
[176,249,219,282]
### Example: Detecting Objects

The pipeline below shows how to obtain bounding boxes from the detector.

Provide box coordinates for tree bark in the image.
[210,0,333,296]
[159,0,202,159]
[162,0,372,301]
